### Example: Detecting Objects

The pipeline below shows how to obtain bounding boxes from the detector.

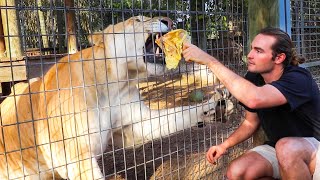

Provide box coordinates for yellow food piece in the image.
[155,29,189,69]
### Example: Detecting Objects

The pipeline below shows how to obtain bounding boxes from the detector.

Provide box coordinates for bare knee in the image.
[227,158,257,179]
[228,161,261,179]
[227,159,246,179]
[276,137,302,164]
[227,150,276,179]
[275,137,313,171]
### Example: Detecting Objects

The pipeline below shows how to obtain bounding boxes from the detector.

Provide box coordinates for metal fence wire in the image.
[2,0,320,179]
[0,0,248,179]
[291,0,320,85]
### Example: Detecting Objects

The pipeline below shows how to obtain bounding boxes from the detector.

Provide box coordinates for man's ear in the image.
[275,53,286,64]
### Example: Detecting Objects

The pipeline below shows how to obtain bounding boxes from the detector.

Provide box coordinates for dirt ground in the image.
[99,74,248,180]
[101,119,245,180]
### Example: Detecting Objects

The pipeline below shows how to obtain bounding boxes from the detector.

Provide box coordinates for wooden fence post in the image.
[0,0,23,58]
[37,0,49,49]
[65,0,77,54]
[0,13,5,58]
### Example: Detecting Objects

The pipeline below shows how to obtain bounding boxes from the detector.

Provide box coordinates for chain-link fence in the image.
[2,0,318,179]
[0,0,247,179]
[291,0,320,86]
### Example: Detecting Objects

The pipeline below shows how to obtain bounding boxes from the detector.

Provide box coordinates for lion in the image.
[0,16,223,179]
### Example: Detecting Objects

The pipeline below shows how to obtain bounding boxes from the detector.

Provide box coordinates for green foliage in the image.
[16,0,248,49]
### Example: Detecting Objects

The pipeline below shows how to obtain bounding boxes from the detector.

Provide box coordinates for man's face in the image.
[247,34,277,74]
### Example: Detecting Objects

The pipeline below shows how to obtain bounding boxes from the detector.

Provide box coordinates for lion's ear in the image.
[88,25,112,46]
[88,31,103,46]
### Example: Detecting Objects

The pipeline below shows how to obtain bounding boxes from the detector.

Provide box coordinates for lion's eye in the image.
[135,18,141,22]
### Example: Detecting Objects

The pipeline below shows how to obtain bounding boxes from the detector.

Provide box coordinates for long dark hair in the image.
[259,27,305,66]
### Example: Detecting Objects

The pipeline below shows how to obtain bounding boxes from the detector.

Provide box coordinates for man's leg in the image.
[227,145,277,180]
[275,137,319,180]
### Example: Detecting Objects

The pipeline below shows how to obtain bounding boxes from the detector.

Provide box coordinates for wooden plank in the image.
[65,0,78,54]
[0,56,25,62]
[0,53,65,62]
[0,60,27,82]
[0,0,23,57]
[26,54,65,60]
[0,16,5,58]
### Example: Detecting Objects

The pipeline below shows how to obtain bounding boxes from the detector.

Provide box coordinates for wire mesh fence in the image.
[5,0,320,179]
[1,0,320,179]
[291,0,320,86]
[0,0,248,179]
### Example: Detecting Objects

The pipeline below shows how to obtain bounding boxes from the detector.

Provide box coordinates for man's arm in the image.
[206,110,260,164]
[207,58,286,109]
[182,42,287,109]
[221,110,260,149]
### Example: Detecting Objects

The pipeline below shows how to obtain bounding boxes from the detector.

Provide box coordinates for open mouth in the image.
[143,33,166,65]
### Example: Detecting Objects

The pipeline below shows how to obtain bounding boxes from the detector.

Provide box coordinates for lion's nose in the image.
[161,17,173,30]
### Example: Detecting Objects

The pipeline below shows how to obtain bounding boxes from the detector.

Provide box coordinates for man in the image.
[182,27,320,179]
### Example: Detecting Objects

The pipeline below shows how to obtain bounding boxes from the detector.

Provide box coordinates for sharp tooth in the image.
[156,47,160,55]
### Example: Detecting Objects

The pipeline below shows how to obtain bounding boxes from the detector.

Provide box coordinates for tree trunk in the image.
[0,0,23,58]
[55,0,65,53]
[248,0,278,45]
[65,0,77,54]
[0,13,5,58]
[37,0,49,49]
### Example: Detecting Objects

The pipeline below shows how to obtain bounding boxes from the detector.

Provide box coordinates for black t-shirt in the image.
[241,65,320,147]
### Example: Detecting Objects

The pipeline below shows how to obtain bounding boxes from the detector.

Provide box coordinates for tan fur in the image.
[88,30,107,46]
[0,16,221,179]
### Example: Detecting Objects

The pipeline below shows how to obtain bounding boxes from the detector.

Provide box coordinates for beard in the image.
[248,64,274,74]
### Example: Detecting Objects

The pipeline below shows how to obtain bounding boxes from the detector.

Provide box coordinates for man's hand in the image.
[206,144,228,164]
[182,42,216,65]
